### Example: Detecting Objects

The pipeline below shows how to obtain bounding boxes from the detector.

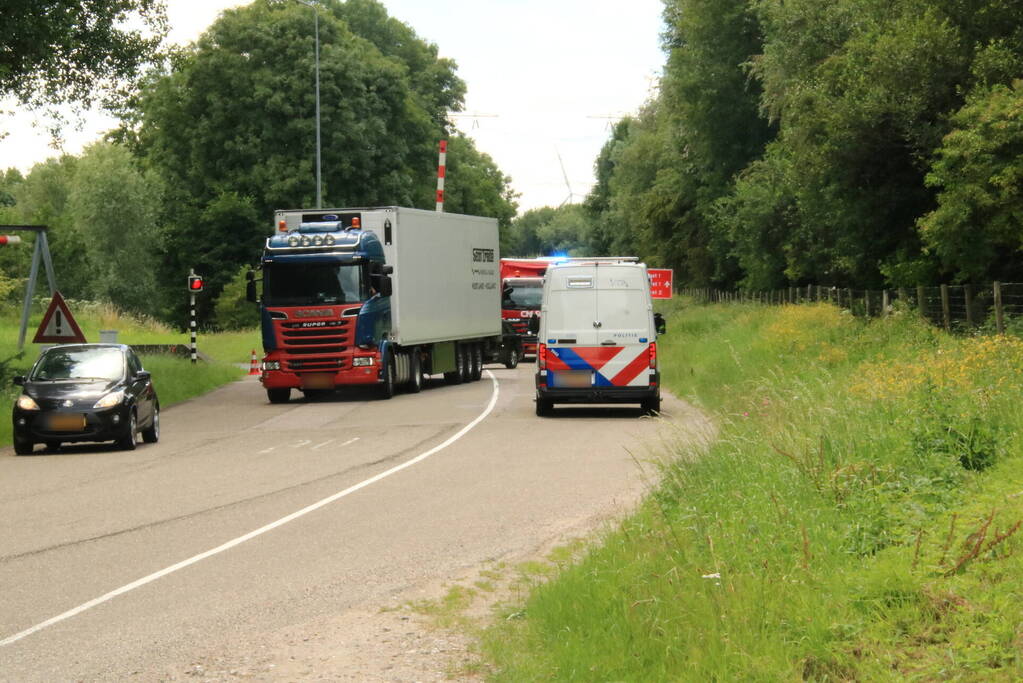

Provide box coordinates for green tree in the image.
[130,0,487,322]
[919,80,1023,282]
[1,0,167,136]
[440,134,517,249]
[69,141,163,314]
[213,265,260,330]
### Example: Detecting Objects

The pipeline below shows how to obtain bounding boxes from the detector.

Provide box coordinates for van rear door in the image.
[588,263,653,387]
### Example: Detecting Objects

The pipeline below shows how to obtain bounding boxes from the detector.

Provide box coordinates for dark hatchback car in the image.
[12,343,160,455]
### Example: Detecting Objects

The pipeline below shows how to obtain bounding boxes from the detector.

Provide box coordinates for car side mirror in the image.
[527,316,540,334]
[13,375,24,386]
[136,370,151,381]
[654,312,666,335]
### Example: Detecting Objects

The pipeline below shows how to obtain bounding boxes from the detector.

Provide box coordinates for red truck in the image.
[500,258,552,357]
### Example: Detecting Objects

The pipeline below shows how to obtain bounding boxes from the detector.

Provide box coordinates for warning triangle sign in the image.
[33,291,87,344]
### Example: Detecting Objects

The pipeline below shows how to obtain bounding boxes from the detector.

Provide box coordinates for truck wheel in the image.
[642,396,661,415]
[470,344,483,381]
[535,396,553,417]
[267,388,291,404]
[504,347,519,369]
[407,349,423,393]
[458,344,471,383]
[379,352,396,399]
[444,345,462,385]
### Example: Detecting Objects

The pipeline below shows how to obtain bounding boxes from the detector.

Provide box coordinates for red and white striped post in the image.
[435,139,447,212]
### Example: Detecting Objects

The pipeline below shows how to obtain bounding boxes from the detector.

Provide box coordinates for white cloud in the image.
[0,0,665,213]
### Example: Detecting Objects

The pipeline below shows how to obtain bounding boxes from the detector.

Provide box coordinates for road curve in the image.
[0,363,703,680]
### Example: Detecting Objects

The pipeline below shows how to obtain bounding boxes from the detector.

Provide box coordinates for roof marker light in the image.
[352,217,361,230]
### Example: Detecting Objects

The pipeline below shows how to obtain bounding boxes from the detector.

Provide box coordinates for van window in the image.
[567,277,593,289]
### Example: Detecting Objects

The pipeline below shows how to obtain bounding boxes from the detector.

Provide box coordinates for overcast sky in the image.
[0,0,666,213]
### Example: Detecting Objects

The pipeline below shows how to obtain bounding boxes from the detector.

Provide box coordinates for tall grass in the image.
[482,300,1023,680]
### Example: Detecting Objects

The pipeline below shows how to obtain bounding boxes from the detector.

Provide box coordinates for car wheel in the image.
[379,352,396,399]
[504,347,519,369]
[142,403,160,443]
[267,388,291,404]
[407,349,423,393]
[118,410,138,451]
[13,436,33,455]
[535,396,553,417]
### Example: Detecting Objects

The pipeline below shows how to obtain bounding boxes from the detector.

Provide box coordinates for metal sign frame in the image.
[0,226,58,348]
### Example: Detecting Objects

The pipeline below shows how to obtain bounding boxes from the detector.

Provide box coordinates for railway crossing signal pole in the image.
[187,270,205,364]
[1,225,57,349]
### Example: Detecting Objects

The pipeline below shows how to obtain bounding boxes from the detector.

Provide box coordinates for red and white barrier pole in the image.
[435,139,447,212]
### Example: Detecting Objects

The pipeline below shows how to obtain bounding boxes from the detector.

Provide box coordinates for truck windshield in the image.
[503,281,544,310]
[263,263,367,306]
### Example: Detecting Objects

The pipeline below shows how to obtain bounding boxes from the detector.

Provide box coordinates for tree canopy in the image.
[1,1,167,135]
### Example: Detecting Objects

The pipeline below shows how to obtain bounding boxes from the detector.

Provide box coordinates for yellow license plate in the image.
[300,373,335,390]
[551,370,592,388]
[47,414,86,431]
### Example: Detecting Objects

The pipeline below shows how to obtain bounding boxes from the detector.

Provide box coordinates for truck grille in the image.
[277,319,353,370]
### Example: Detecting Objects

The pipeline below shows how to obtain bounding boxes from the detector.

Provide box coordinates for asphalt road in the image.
[0,362,701,680]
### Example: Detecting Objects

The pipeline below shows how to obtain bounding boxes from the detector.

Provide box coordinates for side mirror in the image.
[654,312,666,335]
[527,316,540,334]
[377,275,393,297]
[13,375,25,386]
[246,270,258,303]
[136,370,151,381]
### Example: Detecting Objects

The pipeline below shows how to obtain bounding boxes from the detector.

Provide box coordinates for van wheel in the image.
[642,396,661,416]
[408,349,423,393]
[535,396,553,417]
[267,388,291,404]
[504,347,519,369]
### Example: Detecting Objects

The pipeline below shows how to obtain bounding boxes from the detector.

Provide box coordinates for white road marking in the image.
[311,439,335,450]
[0,373,499,647]
[258,447,276,454]
[289,439,312,449]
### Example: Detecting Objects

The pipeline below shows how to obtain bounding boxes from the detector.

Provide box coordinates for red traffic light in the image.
[188,274,204,292]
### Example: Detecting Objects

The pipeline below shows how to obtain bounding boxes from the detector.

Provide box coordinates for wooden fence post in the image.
[940,284,951,332]
[882,290,890,318]
[917,285,927,321]
[865,290,871,318]
[994,281,1005,334]
[964,285,974,328]
[846,288,852,311]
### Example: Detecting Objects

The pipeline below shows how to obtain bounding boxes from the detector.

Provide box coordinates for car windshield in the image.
[503,282,544,310]
[262,262,367,306]
[30,347,125,382]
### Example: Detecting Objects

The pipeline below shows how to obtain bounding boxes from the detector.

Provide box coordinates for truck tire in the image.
[444,345,462,385]
[379,352,397,399]
[503,347,519,369]
[407,349,423,393]
[535,396,553,417]
[470,343,483,381]
[267,388,291,404]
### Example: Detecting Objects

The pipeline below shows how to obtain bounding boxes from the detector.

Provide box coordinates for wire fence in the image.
[681,282,1023,335]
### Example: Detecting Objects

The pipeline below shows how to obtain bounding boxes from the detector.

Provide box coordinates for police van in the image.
[532,258,665,416]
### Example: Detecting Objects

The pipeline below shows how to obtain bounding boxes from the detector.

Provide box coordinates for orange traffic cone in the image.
[248,349,260,375]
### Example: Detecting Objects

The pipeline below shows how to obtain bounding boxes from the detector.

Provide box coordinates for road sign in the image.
[33,291,87,344]
[649,268,674,299]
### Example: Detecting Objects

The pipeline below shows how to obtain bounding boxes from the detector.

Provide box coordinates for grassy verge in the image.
[0,300,259,447]
[481,300,1023,679]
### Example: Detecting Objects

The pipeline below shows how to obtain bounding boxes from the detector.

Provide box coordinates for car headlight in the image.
[16,395,39,411]
[94,390,125,409]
